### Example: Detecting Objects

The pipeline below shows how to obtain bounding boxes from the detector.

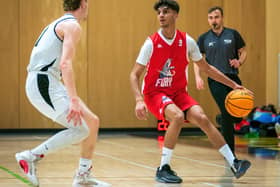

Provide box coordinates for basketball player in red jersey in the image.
[130,0,251,184]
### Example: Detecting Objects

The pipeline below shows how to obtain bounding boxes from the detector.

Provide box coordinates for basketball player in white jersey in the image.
[15,0,110,186]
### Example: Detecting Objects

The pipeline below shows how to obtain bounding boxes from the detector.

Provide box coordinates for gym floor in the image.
[0,129,279,187]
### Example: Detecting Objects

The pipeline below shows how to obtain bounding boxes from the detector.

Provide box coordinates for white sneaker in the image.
[15,150,39,187]
[73,170,111,187]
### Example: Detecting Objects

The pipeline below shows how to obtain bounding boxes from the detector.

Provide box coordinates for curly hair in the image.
[154,0,180,13]
[63,0,82,11]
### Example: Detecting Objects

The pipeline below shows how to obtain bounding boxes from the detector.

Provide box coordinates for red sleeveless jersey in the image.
[143,30,189,95]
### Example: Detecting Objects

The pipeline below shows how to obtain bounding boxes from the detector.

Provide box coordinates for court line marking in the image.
[97,139,227,187]
[202,183,220,187]
[0,165,35,187]
[95,152,155,170]
[100,140,227,169]
[94,151,223,187]
[1,135,228,187]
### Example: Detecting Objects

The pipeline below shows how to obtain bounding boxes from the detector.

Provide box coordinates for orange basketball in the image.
[225,89,254,118]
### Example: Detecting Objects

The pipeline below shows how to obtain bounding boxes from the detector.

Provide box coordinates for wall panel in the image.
[88,0,157,128]
[240,0,266,107]
[266,0,280,106]
[0,0,273,129]
[0,0,19,128]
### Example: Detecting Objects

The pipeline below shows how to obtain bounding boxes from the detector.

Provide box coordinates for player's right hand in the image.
[195,76,205,90]
[135,100,148,120]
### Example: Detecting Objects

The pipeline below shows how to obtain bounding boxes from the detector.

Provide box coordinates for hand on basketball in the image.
[135,100,148,120]
[233,84,244,90]
[244,88,254,96]
[233,84,254,96]
[67,97,83,126]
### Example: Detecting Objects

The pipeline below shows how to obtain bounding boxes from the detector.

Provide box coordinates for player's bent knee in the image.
[197,114,210,126]
[92,115,100,126]
[171,112,184,125]
[87,114,100,129]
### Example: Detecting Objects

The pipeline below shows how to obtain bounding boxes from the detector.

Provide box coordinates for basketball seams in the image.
[225,97,240,117]
[228,97,254,101]
[226,101,240,117]
[225,89,254,118]
[227,97,254,109]
[227,100,252,111]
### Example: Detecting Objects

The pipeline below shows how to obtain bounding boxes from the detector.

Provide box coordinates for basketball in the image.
[225,89,254,118]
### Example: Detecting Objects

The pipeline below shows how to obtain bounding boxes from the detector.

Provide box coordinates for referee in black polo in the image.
[195,6,247,154]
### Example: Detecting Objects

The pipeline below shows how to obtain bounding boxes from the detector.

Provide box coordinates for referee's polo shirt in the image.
[197,27,245,75]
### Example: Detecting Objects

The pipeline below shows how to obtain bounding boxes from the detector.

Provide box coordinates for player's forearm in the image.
[196,59,236,89]
[238,50,247,65]
[193,63,202,80]
[60,60,78,99]
[206,65,237,89]
[129,73,143,102]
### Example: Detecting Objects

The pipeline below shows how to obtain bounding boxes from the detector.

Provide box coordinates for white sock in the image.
[79,158,92,173]
[219,144,235,167]
[160,147,173,169]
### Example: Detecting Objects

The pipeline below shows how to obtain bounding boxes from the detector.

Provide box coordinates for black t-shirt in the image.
[197,27,245,74]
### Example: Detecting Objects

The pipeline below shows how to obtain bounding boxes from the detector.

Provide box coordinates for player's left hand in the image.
[233,85,254,96]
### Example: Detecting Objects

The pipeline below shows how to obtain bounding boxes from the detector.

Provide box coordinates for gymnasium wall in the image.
[266,0,280,106]
[0,0,272,129]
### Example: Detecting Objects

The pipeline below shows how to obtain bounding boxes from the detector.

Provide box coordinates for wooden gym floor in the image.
[0,130,280,187]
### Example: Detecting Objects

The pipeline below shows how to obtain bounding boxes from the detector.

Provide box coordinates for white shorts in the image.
[26,72,69,122]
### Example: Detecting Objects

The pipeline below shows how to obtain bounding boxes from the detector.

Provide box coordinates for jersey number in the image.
[34,26,49,47]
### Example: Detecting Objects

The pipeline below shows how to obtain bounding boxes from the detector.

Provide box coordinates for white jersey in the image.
[27,14,77,80]
[26,14,77,121]
[136,29,202,66]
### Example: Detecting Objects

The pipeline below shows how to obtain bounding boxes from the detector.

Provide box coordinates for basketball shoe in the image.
[231,159,251,179]
[73,168,111,187]
[15,150,41,187]
[155,164,182,183]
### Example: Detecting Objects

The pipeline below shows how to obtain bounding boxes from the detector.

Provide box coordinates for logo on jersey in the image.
[155,59,175,87]
[178,39,183,47]
[224,39,232,44]
[208,41,216,47]
[157,44,163,48]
